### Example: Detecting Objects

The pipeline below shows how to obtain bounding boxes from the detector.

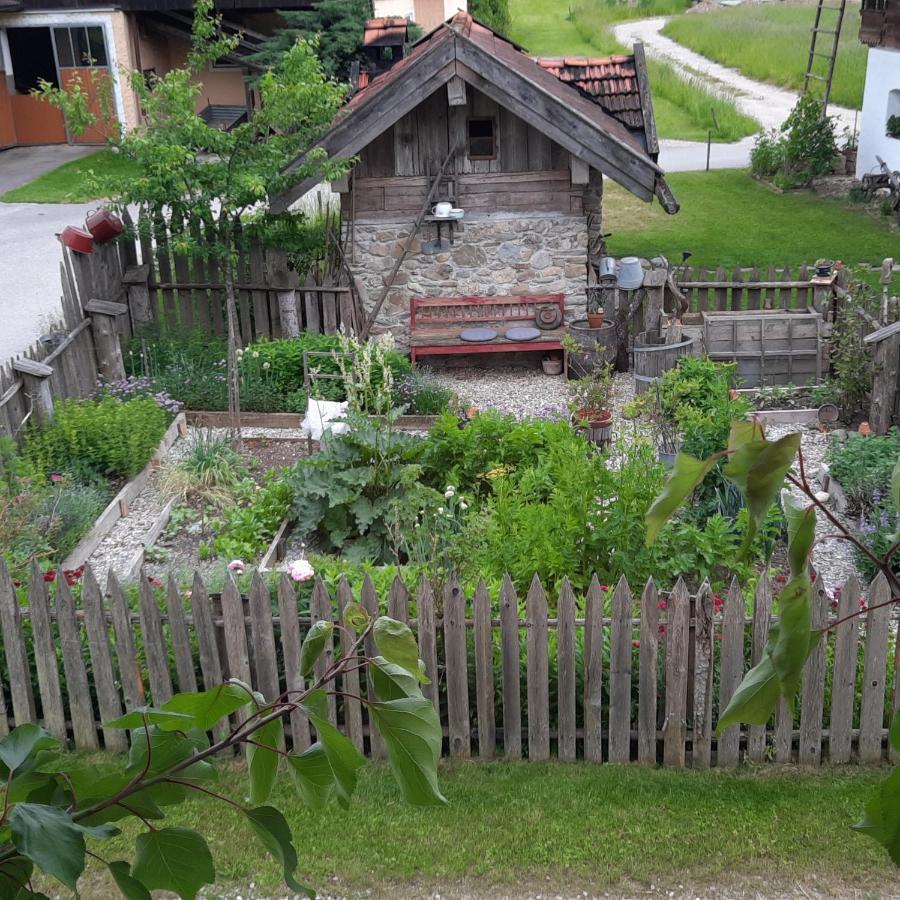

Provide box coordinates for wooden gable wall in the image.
[345,84,586,220]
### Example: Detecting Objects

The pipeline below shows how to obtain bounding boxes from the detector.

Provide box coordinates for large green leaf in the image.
[246,806,313,898]
[108,861,151,900]
[368,697,446,806]
[723,431,800,548]
[716,651,781,731]
[104,708,195,731]
[0,726,58,774]
[342,601,370,632]
[247,716,282,805]
[287,742,334,809]
[132,827,214,900]
[371,656,423,701]
[160,684,250,732]
[9,804,85,889]
[644,452,719,546]
[854,766,900,866]
[0,857,33,899]
[770,576,813,706]
[781,490,817,578]
[302,694,366,809]
[299,621,332,677]
[373,617,427,682]
[126,727,210,778]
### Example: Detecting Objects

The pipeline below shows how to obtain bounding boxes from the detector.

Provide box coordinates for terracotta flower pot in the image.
[576,407,612,429]
[587,312,605,328]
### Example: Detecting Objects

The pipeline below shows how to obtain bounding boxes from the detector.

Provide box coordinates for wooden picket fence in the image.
[679,264,829,314]
[122,211,365,344]
[0,558,896,766]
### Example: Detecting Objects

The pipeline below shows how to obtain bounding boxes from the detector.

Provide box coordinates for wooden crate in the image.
[702,309,822,388]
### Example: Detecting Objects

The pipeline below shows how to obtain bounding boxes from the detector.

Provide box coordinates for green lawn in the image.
[507,0,759,143]
[0,149,135,204]
[606,169,899,270]
[662,3,869,110]
[72,761,893,897]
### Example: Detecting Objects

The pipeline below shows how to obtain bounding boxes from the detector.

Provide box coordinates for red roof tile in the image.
[536,56,645,131]
[363,17,409,47]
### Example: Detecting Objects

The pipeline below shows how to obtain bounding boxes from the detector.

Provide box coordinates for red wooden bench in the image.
[409,294,567,372]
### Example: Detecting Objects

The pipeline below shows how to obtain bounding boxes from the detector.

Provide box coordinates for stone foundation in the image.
[353,213,589,343]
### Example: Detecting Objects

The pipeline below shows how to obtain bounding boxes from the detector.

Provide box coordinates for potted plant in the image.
[586,286,605,329]
[568,363,614,445]
[815,258,834,278]
[887,115,900,139]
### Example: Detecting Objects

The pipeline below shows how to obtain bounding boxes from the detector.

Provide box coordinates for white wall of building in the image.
[372,0,466,30]
[856,46,900,178]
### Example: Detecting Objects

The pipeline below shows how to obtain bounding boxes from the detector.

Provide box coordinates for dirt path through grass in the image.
[615,16,856,134]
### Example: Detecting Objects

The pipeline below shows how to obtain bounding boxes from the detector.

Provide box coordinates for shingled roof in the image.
[273,11,676,213]
[537,54,656,150]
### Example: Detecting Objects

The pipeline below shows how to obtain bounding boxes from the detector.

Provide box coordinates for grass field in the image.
[66,760,894,897]
[508,0,759,143]
[662,4,869,110]
[0,149,134,204]
[605,169,899,269]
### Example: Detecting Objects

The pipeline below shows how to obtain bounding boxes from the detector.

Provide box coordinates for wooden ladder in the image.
[803,0,847,111]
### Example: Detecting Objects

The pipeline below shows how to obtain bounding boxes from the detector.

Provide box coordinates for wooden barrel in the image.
[633,331,695,394]
[567,320,616,378]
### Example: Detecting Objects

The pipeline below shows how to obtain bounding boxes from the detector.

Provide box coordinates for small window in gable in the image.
[467,118,496,160]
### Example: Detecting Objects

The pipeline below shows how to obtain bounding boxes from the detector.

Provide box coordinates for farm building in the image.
[0,0,308,150]
[856,0,900,177]
[274,11,678,341]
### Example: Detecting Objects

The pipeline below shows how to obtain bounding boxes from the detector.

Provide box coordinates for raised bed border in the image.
[61,412,188,571]
[184,410,440,431]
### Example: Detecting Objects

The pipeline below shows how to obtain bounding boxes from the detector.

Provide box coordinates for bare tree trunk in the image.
[268,249,300,338]
[223,250,242,443]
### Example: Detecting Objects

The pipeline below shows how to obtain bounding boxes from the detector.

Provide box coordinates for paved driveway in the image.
[0,145,97,361]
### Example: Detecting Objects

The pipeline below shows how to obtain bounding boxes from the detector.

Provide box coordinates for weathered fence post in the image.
[864,322,900,434]
[13,358,54,424]
[122,264,153,330]
[267,249,300,338]
[84,299,127,381]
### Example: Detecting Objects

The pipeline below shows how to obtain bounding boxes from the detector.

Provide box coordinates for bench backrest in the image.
[410,294,565,329]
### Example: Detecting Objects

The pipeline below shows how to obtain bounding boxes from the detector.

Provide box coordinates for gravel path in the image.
[765,421,861,592]
[612,17,857,172]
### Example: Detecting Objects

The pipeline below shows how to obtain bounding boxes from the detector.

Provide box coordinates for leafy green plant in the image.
[23,397,168,479]
[0,600,443,898]
[827,431,900,512]
[750,93,837,188]
[567,363,614,415]
[286,412,430,564]
[887,115,900,139]
[213,474,293,561]
[393,372,459,416]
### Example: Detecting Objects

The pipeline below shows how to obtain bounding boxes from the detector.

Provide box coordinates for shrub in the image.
[749,94,836,189]
[826,430,900,512]
[393,372,458,415]
[23,397,169,479]
[855,502,900,582]
[160,430,248,507]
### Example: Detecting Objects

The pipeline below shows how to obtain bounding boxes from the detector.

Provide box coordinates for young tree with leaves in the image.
[37,0,349,435]
[646,421,900,865]
[0,598,443,898]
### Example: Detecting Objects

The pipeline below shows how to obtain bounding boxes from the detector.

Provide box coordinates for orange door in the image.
[59,67,117,144]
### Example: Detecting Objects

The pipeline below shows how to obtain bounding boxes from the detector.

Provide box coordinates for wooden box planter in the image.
[702,309,823,388]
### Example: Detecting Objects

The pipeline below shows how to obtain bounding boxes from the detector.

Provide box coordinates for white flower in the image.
[235,348,244,357]
[437,506,444,514]
[252,351,260,359]
[227,560,245,572]
[444,487,455,499]
[262,361,271,370]
[459,500,468,511]
[288,559,315,583]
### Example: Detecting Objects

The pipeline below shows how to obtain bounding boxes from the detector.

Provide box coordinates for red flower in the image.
[66,577,77,586]
[632,640,640,648]
[713,595,724,609]
[48,472,64,484]
[658,624,667,636]
[599,585,609,592]
[657,599,667,610]
[831,598,839,608]
[148,576,162,587]
[43,570,56,583]
[775,574,787,584]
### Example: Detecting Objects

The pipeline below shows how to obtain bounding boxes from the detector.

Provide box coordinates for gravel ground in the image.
[425,366,635,420]
[764,421,861,592]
